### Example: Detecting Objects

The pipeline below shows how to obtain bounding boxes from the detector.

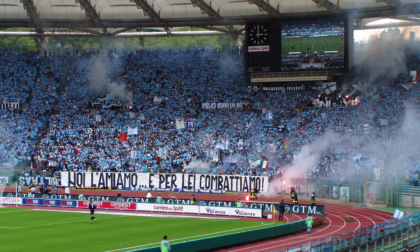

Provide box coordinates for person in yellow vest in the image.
[236,199,241,207]
[157,194,162,204]
[290,187,296,201]
[311,192,316,205]
[191,194,196,204]
[160,235,171,252]
[291,187,298,204]
[305,213,313,233]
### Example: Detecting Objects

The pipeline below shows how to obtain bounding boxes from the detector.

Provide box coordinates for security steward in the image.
[236,199,242,207]
[250,187,258,201]
[291,187,298,204]
[311,192,316,205]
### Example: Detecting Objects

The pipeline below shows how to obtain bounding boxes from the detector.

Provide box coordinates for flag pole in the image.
[273,205,276,223]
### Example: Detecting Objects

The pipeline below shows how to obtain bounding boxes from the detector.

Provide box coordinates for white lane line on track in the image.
[326,210,362,231]
[104,223,275,252]
[226,213,350,252]
[292,214,302,220]
[226,208,393,252]
[327,207,391,230]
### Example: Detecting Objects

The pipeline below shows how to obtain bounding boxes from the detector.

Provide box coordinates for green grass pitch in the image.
[0,207,281,252]
[281,36,344,54]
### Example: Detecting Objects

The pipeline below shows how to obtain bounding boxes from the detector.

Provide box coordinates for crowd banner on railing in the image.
[0,176,9,184]
[201,102,244,110]
[61,172,269,192]
[18,176,59,186]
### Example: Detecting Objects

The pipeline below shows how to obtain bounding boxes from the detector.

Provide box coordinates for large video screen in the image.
[281,17,345,71]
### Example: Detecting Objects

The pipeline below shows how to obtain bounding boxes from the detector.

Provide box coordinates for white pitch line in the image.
[4,216,124,230]
[0,209,32,214]
[104,223,276,252]
[31,208,236,219]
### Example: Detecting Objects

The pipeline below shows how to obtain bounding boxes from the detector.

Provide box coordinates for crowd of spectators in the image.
[1,48,419,185]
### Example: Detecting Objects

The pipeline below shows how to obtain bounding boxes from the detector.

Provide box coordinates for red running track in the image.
[215,203,394,252]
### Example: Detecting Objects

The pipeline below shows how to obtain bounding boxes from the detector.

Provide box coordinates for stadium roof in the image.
[1,0,420,36]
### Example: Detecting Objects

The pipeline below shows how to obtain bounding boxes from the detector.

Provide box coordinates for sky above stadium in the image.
[354,19,420,43]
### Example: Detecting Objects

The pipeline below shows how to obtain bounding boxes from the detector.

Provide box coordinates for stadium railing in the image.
[277,211,420,252]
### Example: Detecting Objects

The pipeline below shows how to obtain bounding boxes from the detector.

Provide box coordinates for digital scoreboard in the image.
[245,16,348,76]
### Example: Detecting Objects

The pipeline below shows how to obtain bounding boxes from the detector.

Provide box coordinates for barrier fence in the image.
[132,216,325,252]
[1,196,264,218]
[2,192,326,214]
[277,211,420,252]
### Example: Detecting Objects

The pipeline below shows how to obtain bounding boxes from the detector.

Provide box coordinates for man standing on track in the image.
[311,192,316,205]
[88,199,97,223]
[278,199,286,221]
[305,213,313,233]
[160,235,172,252]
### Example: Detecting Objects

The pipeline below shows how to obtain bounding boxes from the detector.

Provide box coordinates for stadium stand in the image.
[1,48,419,186]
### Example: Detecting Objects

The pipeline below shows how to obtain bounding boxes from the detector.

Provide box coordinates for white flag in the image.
[176,119,185,130]
[267,110,273,120]
[127,127,138,135]
[213,151,219,162]
[323,82,336,95]
[410,70,418,84]
[95,115,102,122]
[153,96,163,104]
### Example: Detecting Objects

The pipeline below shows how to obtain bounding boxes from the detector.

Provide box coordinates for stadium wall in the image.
[131,216,325,252]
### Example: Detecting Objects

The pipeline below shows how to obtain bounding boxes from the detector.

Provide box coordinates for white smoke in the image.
[280,132,339,184]
[353,29,407,86]
[382,103,420,174]
[86,52,133,103]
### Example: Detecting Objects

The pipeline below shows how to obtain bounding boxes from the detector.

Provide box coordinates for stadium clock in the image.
[249,24,269,45]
